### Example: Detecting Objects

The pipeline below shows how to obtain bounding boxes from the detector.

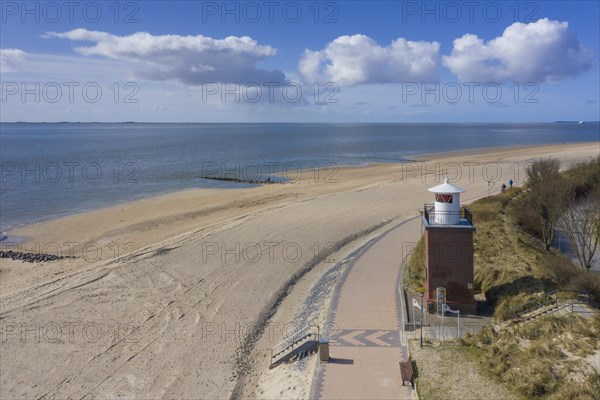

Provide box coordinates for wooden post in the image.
[571,303,574,330]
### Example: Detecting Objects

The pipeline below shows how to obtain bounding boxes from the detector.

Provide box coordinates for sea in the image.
[1,122,598,232]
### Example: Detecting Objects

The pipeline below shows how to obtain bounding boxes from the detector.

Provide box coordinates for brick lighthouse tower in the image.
[422,178,476,314]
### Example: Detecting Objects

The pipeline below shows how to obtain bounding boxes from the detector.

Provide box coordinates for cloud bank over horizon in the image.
[44,29,287,85]
[299,34,440,85]
[39,18,594,89]
[443,18,594,83]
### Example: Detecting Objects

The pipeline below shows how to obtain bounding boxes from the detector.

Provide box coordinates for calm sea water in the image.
[1,123,598,231]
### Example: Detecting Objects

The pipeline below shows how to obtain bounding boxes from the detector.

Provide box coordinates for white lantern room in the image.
[427,178,466,225]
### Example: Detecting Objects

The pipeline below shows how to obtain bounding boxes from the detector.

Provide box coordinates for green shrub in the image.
[404,237,425,292]
[507,195,543,239]
[563,156,600,199]
[463,179,599,399]
[493,292,538,321]
[540,253,578,287]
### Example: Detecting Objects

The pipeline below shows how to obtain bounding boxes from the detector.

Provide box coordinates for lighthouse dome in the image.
[427,178,464,225]
[427,178,465,194]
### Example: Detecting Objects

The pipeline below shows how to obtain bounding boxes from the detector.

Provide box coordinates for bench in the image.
[399,357,414,388]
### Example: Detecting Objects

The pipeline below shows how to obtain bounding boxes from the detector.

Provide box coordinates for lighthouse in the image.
[422,178,476,314]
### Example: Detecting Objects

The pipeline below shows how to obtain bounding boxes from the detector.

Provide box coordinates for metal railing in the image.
[269,325,319,367]
[509,290,559,320]
[422,204,473,225]
[508,290,593,320]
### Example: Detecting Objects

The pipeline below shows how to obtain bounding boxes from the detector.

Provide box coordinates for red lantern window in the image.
[435,194,453,203]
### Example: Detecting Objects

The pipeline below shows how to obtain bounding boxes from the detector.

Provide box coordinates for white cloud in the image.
[299,34,440,86]
[0,48,26,73]
[443,18,594,83]
[44,29,286,85]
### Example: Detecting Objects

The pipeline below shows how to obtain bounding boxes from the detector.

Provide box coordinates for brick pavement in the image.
[311,217,422,400]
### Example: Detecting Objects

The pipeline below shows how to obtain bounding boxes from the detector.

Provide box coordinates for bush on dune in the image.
[462,160,600,399]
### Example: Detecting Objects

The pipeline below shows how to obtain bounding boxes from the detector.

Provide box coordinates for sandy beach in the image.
[1,142,597,399]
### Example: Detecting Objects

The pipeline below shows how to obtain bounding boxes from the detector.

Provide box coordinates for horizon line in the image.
[2,121,599,124]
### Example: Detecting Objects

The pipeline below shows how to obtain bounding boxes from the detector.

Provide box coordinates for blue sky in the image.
[1,0,599,122]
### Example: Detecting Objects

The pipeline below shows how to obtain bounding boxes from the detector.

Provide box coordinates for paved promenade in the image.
[311,217,422,399]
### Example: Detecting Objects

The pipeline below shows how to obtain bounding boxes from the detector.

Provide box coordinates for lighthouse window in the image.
[435,194,453,203]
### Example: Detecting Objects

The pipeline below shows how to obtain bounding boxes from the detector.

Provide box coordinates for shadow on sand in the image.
[328,358,354,365]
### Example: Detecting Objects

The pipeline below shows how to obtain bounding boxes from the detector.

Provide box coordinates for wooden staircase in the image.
[517,302,569,323]
[509,290,596,324]
[269,325,319,369]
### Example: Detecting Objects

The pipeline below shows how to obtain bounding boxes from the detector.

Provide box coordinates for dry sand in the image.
[0,142,597,399]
